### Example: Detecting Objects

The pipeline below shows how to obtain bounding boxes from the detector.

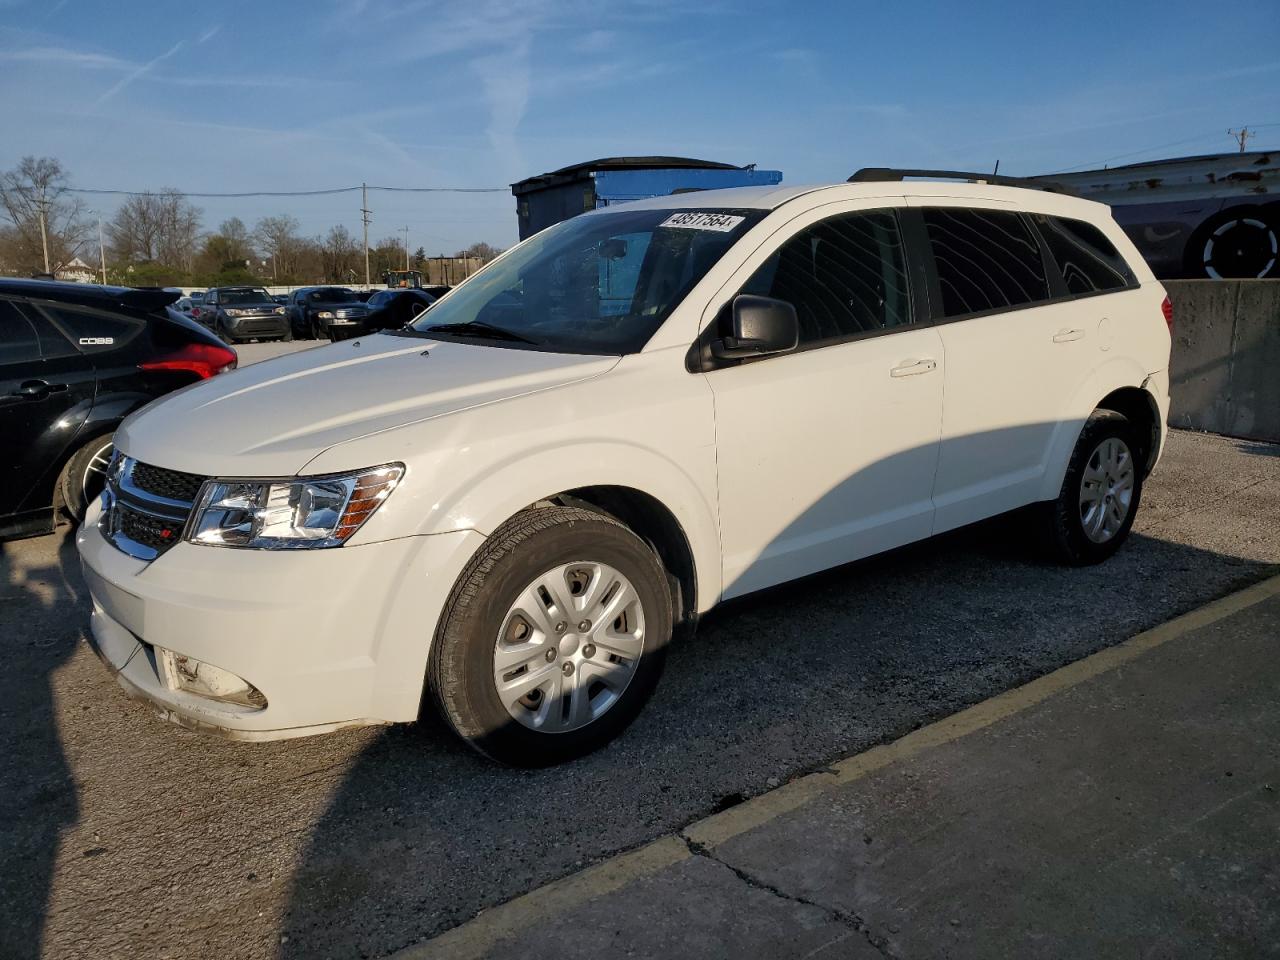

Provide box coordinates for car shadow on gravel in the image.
[277,513,1279,960]
[0,529,86,960]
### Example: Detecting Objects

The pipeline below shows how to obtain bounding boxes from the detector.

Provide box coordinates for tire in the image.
[1039,411,1144,565]
[429,506,672,766]
[60,433,115,524]
[1184,206,1280,279]
[281,326,294,342]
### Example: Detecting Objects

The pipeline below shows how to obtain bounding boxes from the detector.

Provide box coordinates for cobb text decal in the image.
[79,337,114,345]
[659,212,746,232]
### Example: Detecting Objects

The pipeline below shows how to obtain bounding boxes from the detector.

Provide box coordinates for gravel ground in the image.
[1,420,1277,960]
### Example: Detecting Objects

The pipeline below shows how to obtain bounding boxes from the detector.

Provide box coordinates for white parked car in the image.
[78,170,1172,765]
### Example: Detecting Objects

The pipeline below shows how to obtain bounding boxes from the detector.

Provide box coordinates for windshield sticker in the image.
[659,212,746,232]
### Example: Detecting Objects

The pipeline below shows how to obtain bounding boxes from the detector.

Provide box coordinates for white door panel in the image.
[710,326,944,599]
[932,302,1098,533]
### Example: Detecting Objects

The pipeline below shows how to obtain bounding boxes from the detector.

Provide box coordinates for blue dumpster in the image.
[511,156,784,240]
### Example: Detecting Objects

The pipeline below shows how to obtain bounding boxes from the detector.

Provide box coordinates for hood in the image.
[117,334,619,476]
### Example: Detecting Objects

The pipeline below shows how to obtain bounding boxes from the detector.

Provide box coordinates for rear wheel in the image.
[1039,411,1143,565]
[430,506,672,766]
[1185,207,1280,279]
[60,433,114,523]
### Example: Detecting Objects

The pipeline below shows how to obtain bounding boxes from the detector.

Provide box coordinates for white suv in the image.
[78,170,1172,765]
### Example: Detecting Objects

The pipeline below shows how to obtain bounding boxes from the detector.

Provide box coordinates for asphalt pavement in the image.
[1,349,1278,959]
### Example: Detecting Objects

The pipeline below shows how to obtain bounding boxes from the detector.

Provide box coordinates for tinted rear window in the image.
[1034,215,1136,295]
[922,208,1050,318]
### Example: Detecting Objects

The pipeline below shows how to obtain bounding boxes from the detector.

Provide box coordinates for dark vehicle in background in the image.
[1033,150,1279,279]
[204,286,290,343]
[0,281,237,542]
[365,287,436,329]
[272,294,289,305]
[173,293,205,319]
[286,286,371,340]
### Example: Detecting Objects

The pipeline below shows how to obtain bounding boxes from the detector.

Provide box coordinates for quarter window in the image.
[738,210,911,345]
[40,305,143,353]
[1034,215,1135,295]
[922,208,1050,317]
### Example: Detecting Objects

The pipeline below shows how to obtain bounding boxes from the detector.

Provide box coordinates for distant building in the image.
[56,257,97,283]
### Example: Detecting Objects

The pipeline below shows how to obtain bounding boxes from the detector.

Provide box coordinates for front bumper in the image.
[77,498,484,740]
[225,314,288,339]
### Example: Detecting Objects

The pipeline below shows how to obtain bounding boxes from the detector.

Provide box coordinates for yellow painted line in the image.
[389,572,1280,960]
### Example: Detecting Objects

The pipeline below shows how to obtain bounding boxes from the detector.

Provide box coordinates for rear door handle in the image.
[1052,328,1085,343]
[890,358,937,378]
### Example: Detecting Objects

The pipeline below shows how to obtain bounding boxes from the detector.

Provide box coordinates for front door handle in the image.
[1052,328,1085,343]
[12,379,68,399]
[890,358,937,378]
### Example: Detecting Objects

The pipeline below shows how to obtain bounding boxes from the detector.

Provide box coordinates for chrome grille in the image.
[101,456,207,561]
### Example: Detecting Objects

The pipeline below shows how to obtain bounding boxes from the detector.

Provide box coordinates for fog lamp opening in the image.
[157,649,267,710]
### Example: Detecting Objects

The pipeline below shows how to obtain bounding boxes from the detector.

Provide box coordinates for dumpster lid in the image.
[512,156,749,194]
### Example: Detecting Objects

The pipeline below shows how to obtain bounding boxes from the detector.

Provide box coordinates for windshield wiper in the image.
[424,320,539,345]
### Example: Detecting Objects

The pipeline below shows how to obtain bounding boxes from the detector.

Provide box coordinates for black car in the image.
[204,286,291,343]
[365,287,437,329]
[0,280,237,542]
[286,286,371,340]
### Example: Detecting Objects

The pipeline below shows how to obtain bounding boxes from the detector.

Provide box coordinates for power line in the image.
[62,184,508,198]
[1051,123,1280,174]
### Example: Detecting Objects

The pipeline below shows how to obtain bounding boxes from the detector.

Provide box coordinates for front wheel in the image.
[61,433,115,523]
[429,506,672,766]
[1038,411,1144,565]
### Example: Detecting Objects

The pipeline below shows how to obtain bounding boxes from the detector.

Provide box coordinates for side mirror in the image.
[710,295,799,360]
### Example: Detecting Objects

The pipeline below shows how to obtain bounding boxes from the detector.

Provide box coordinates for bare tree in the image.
[253,214,303,281]
[321,224,361,282]
[0,156,88,274]
[454,241,503,263]
[107,189,202,270]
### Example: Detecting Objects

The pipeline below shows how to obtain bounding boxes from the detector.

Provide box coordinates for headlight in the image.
[317,311,334,319]
[188,464,404,549]
[224,308,247,317]
[273,306,286,315]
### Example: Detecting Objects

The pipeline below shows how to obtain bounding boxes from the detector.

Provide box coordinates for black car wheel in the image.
[61,433,115,523]
[1186,206,1280,279]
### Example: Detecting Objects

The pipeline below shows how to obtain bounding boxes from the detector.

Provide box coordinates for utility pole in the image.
[401,226,410,271]
[37,196,51,275]
[97,213,107,284]
[361,182,372,288]
[1228,127,1254,152]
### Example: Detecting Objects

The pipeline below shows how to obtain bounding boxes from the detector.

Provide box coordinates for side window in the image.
[1034,215,1136,295]
[207,291,218,305]
[0,300,40,365]
[921,208,1050,318]
[736,209,911,346]
[27,307,79,359]
[39,305,144,353]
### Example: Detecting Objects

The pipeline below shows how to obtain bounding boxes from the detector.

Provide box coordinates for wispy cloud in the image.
[0,45,130,69]
[93,39,183,105]
[197,24,222,45]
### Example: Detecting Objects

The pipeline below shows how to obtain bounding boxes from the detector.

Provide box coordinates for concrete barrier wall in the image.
[1166,279,1280,443]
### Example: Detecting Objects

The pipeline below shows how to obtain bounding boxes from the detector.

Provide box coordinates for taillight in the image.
[191,307,201,318]
[1161,295,1173,333]
[140,342,238,379]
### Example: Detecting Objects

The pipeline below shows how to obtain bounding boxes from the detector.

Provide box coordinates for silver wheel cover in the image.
[493,561,645,733]
[1078,436,1135,544]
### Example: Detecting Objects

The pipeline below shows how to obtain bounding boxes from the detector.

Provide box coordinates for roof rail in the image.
[848,167,1077,196]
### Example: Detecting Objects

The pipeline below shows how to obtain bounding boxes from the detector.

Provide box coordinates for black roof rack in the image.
[848,167,1077,196]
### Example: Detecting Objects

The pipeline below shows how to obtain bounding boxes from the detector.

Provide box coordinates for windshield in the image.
[406,207,763,354]
[308,287,359,303]
[367,290,394,306]
[221,288,272,305]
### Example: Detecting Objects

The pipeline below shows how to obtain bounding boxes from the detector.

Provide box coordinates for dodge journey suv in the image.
[78,170,1172,766]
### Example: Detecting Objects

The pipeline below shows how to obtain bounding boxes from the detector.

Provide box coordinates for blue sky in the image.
[1,0,1276,252]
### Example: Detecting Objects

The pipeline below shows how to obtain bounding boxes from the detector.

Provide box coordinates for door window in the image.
[922,208,1050,317]
[1033,215,1136,295]
[0,301,41,365]
[736,210,911,346]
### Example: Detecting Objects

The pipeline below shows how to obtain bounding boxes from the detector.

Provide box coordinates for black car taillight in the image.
[140,342,237,379]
